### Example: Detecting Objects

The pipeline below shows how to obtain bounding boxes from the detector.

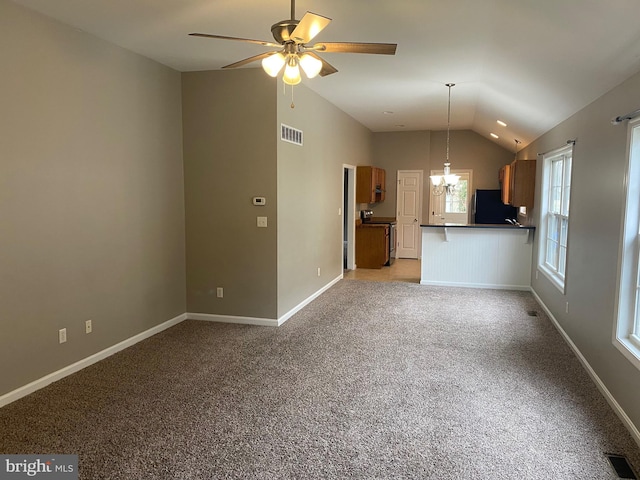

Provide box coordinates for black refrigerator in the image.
[473,189,517,224]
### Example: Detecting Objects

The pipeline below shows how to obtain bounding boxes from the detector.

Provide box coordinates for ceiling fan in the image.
[189,0,397,86]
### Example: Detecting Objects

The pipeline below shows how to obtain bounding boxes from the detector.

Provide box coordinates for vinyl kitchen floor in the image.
[343,258,421,283]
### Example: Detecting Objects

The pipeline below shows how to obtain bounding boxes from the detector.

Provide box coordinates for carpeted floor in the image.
[1,280,639,479]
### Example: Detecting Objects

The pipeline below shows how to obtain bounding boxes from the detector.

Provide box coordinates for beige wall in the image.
[372,130,513,220]
[277,84,372,317]
[182,73,372,320]
[182,69,278,319]
[371,131,430,219]
[0,0,186,396]
[520,69,640,437]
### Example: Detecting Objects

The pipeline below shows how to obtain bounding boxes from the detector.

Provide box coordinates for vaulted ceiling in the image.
[12,0,640,150]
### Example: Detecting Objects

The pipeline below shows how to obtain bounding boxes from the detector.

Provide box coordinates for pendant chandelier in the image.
[430,83,460,196]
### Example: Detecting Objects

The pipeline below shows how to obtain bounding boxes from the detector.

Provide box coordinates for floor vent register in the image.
[606,453,638,479]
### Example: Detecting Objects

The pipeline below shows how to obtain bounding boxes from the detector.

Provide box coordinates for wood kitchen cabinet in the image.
[499,164,512,204]
[500,159,536,208]
[356,224,389,269]
[356,166,386,203]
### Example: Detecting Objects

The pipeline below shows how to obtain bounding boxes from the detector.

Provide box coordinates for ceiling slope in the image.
[10,0,640,149]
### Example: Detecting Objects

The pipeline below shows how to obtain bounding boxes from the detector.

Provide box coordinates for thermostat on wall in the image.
[252,197,266,206]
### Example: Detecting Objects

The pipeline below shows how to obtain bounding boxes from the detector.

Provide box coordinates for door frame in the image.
[343,164,356,270]
[428,168,473,224]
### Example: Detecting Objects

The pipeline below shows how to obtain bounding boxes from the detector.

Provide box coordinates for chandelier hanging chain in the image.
[429,83,460,197]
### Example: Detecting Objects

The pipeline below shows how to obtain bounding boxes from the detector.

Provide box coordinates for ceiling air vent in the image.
[281,124,303,146]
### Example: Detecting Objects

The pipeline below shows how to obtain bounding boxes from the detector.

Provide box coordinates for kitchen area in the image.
[353,166,397,270]
[421,158,537,289]
[351,156,537,289]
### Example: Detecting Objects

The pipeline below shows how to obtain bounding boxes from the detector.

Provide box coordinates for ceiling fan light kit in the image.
[189,0,396,88]
[262,51,323,85]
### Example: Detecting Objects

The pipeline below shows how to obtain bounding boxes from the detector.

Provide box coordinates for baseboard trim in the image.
[189,274,343,328]
[1,276,344,408]
[531,289,640,448]
[276,274,342,326]
[420,280,531,291]
[0,313,188,408]
[187,312,279,327]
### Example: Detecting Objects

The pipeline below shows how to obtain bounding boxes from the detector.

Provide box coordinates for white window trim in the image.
[614,117,640,370]
[537,145,573,294]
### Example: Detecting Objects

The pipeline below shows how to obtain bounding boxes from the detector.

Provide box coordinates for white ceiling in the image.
[12,0,640,150]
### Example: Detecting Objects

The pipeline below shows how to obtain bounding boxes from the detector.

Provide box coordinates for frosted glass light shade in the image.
[262,53,286,77]
[299,53,323,79]
[444,174,460,185]
[283,62,302,85]
[430,175,442,186]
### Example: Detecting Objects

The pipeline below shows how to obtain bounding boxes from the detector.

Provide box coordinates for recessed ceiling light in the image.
[497,120,507,127]
[383,111,394,115]
[490,133,499,139]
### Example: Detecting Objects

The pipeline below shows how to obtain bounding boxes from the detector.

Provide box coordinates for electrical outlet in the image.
[216,287,224,298]
[85,319,92,334]
[257,216,268,228]
[59,328,67,344]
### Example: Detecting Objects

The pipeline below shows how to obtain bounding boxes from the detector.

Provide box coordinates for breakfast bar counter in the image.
[420,223,535,290]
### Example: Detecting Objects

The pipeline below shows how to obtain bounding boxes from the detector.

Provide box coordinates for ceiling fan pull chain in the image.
[290,83,295,109]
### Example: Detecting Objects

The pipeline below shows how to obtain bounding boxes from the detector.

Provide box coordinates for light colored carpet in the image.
[1,280,639,479]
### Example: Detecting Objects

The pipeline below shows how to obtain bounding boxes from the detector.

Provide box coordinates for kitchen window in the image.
[615,117,640,370]
[537,144,573,292]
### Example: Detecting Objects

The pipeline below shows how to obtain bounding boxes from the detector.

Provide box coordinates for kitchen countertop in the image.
[421,223,535,230]
[363,216,397,225]
[359,223,387,228]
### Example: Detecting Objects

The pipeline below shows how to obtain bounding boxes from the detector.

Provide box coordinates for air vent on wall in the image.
[281,124,303,146]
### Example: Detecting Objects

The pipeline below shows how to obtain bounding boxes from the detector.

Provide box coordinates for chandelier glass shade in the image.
[430,83,460,196]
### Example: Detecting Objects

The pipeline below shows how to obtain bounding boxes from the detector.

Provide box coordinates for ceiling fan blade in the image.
[290,12,331,44]
[189,33,281,48]
[222,52,276,69]
[306,52,338,77]
[313,42,397,55]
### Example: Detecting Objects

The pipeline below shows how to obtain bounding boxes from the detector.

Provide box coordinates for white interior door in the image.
[396,170,423,259]
[429,170,472,224]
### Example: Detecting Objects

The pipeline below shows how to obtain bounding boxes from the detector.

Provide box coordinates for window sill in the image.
[614,335,640,372]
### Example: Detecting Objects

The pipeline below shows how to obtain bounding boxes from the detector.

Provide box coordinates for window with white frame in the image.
[615,118,640,369]
[538,145,573,292]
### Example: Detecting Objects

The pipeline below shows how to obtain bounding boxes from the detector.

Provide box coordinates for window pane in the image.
[559,245,567,276]
[547,239,559,269]
[548,215,559,243]
[550,186,562,213]
[560,218,568,247]
[635,284,640,337]
[562,157,572,215]
[445,180,467,213]
[552,159,563,188]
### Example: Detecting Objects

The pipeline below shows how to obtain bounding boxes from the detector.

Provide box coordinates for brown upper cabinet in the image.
[356,166,386,203]
[500,159,536,208]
